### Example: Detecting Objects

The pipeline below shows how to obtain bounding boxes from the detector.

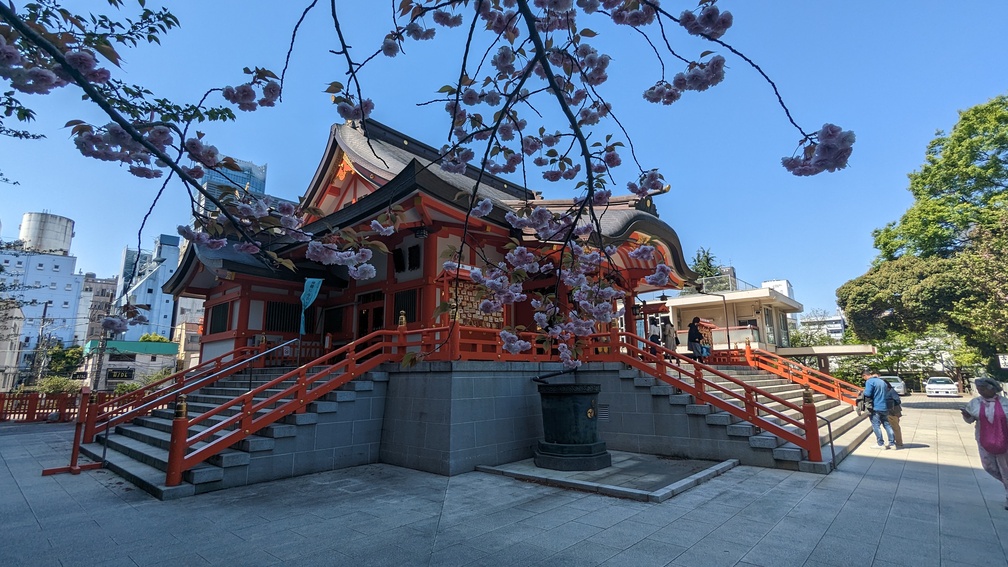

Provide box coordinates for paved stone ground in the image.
[2,400,1006,566]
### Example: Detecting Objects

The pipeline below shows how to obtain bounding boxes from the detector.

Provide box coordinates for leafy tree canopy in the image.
[951,210,1008,351]
[46,344,83,377]
[138,333,170,343]
[836,255,964,342]
[873,95,1008,260]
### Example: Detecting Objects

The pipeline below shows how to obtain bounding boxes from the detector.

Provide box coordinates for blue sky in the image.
[2,2,1006,313]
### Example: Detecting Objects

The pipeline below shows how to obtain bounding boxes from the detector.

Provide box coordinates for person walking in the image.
[885,381,903,448]
[687,317,704,362]
[863,370,896,449]
[960,377,1008,509]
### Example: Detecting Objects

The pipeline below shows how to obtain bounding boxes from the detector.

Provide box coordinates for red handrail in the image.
[160,325,827,485]
[82,343,268,443]
[743,341,860,406]
[166,329,413,485]
[589,332,822,462]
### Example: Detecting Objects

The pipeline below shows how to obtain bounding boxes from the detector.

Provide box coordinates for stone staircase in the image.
[80,366,388,500]
[616,364,871,473]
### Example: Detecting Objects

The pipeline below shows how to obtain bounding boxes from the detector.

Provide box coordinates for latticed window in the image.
[265,301,301,333]
[393,288,420,323]
[207,302,230,334]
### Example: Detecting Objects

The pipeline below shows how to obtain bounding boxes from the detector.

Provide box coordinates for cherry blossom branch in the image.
[0,5,247,227]
[646,1,809,138]
[280,0,322,101]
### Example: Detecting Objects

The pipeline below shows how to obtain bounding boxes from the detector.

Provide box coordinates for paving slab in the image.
[2,398,1006,566]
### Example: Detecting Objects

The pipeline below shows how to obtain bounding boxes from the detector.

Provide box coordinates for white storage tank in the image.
[19,212,75,255]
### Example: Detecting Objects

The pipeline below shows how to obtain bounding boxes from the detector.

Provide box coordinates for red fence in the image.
[0,392,114,423]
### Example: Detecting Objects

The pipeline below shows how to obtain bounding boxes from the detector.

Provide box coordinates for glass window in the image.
[37,263,44,269]
[65,284,72,290]
[49,282,57,289]
[52,264,60,271]
[763,309,775,345]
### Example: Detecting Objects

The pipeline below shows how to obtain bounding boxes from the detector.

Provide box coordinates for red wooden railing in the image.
[81,343,272,444]
[588,331,823,463]
[165,329,416,485]
[162,325,822,485]
[742,340,860,406]
[0,392,113,422]
[42,323,825,484]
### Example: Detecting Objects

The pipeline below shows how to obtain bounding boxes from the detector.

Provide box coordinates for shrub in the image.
[139,333,171,343]
[36,376,83,394]
[139,366,174,386]
[113,382,142,396]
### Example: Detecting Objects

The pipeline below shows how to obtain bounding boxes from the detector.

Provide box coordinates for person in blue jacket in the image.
[863,369,897,449]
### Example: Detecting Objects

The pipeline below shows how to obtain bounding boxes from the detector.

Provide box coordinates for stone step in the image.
[636,359,864,473]
[149,408,297,439]
[88,431,223,485]
[78,443,194,500]
[132,415,276,452]
[115,424,250,468]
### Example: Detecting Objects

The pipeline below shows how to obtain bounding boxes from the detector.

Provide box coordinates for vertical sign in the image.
[300,278,324,334]
[998,354,1008,369]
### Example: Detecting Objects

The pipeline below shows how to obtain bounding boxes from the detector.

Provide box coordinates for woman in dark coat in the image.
[687,317,704,362]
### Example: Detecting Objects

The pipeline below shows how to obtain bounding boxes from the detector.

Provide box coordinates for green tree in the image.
[45,344,83,377]
[873,95,1008,260]
[841,96,1008,371]
[689,247,720,279]
[836,255,964,342]
[951,211,1008,351]
[139,333,170,343]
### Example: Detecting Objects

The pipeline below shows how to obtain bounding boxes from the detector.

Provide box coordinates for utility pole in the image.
[91,332,108,391]
[30,300,50,385]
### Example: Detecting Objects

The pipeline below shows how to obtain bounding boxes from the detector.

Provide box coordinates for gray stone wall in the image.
[379,361,561,475]
[377,361,778,476]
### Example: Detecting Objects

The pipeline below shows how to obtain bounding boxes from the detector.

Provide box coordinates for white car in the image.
[924,377,960,397]
[880,375,907,396]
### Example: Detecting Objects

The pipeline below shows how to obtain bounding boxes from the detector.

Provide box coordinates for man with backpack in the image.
[863,369,897,449]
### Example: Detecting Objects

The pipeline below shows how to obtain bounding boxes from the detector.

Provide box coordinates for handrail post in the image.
[693,365,705,401]
[165,394,188,487]
[27,393,39,422]
[801,386,823,462]
[449,322,461,360]
[82,392,99,443]
[295,370,308,414]
[0,392,6,422]
[241,394,254,434]
[41,387,104,477]
[66,389,89,471]
[744,337,753,366]
[744,387,757,422]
